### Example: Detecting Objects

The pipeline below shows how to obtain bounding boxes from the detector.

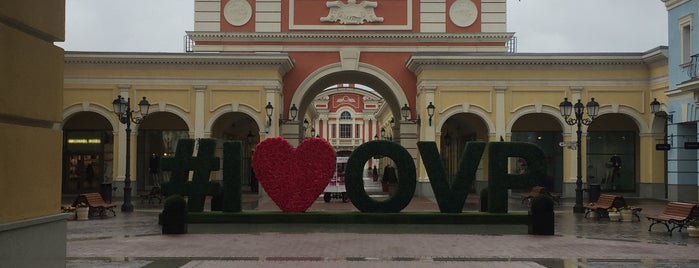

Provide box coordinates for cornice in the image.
[186,31,515,43]
[662,0,691,10]
[406,53,654,74]
[64,52,294,75]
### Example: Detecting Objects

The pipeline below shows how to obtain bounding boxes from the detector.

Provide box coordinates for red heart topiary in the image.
[252,137,336,212]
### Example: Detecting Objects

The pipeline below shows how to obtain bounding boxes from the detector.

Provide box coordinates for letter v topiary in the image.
[418,141,486,213]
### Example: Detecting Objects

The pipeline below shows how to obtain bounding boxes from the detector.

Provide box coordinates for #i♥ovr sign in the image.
[161,137,547,213]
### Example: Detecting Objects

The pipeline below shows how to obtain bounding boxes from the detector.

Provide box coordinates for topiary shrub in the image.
[417,141,486,213]
[345,140,416,213]
[162,195,187,234]
[528,193,554,235]
[479,188,488,212]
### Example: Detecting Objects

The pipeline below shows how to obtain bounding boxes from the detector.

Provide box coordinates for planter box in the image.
[608,211,621,222]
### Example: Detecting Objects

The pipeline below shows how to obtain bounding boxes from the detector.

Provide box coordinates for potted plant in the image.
[607,207,621,222]
[61,205,77,220]
[687,219,699,237]
[620,206,633,222]
[75,202,89,220]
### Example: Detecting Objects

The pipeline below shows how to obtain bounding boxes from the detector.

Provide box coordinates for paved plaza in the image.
[65,191,699,268]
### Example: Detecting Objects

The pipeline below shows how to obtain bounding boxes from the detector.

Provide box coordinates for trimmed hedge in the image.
[418,141,486,213]
[222,140,242,212]
[345,140,416,212]
[487,142,546,213]
[160,138,221,212]
[186,211,529,225]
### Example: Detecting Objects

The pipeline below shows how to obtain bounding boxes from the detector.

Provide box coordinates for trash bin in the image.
[101,183,113,203]
[587,184,601,203]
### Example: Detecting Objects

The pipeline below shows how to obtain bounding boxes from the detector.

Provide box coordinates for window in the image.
[340,111,352,120]
[679,14,693,64]
[340,124,351,138]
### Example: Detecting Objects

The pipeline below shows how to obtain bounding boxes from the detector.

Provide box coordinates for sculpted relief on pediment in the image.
[320,0,384,25]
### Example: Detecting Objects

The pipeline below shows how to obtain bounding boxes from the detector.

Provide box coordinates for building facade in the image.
[662,0,699,202]
[63,0,670,202]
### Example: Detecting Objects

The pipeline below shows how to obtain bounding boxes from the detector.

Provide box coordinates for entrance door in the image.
[64,153,102,194]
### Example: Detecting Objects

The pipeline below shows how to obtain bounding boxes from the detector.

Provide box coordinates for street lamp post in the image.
[112,95,151,212]
[559,97,599,214]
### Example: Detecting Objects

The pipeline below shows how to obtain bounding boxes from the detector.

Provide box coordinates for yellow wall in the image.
[0,0,64,222]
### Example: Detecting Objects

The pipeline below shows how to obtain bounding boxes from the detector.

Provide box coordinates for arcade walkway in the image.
[66,194,699,268]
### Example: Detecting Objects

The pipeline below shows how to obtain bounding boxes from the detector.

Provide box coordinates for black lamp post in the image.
[310,127,316,137]
[401,104,421,124]
[265,102,273,127]
[427,102,436,126]
[112,95,151,212]
[559,97,599,213]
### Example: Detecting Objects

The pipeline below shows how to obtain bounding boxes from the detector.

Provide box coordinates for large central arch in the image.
[291,62,410,130]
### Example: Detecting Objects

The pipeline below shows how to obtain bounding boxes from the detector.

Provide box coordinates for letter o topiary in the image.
[345,140,416,212]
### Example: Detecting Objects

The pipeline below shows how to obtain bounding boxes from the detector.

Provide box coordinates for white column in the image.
[194,85,206,139]
[495,86,507,141]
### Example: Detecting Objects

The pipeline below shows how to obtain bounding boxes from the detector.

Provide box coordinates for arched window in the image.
[340,111,352,120]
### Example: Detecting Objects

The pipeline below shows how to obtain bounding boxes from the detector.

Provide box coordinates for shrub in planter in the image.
[162,195,187,234]
[528,194,554,235]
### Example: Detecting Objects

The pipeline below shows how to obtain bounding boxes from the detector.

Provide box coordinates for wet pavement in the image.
[65,192,699,268]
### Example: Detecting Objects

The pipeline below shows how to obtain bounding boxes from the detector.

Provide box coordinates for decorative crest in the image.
[320,0,384,25]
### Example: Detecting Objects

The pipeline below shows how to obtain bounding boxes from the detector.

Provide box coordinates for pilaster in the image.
[194,85,206,139]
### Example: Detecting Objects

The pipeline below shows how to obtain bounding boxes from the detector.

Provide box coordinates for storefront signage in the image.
[67,138,101,144]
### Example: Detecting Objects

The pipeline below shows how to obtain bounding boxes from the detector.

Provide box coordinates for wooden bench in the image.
[521,186,560,206]
[75,192,117,217]
[139,186,162,204]
[584,194,630,219]
[647,201,697,233]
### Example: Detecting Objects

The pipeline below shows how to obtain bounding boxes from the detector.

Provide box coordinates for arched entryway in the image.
[291,64,410,144]
[510,113,564,193]
[587,113,640,193]
[440,113,489,189]
[62,111,113,195]
[210,112,260,192]
[136,112,189,192]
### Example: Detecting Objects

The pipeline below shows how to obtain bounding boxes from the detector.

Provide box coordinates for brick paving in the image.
[66,193,699,268]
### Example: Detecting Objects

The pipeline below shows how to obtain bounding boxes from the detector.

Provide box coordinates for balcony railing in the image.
[506,36,517,53]
[328,138,365,148]
[184,35,194,53]
[682,53,699,81]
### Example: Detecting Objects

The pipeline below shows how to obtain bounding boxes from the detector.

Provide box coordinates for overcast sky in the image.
[57,0,668,53]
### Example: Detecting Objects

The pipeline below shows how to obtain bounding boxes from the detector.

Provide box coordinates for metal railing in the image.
[683,53,699,80]
[506,36,517,53]
[183,35,194,53]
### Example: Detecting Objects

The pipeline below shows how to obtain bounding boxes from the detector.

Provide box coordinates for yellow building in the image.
[1,0,66,266]
[63,48,670,200]
[62,0,672,209]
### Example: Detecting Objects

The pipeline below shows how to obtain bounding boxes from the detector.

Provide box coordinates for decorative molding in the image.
[290,0,410,30]
[449,0,478,27]
[188,31,513,43]
[64,52,294,75]
[407,53,652,73]
[223,0,252,26]
[320,0,384,25]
